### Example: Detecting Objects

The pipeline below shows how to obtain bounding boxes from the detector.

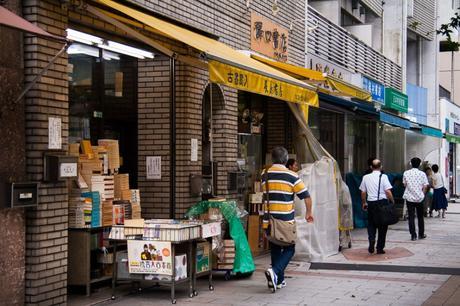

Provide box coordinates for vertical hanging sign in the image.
[146,156,161,179]
[48,117,62,149]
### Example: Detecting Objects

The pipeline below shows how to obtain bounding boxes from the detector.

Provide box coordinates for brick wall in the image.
[23,0,69,305]
[133,0,307,66]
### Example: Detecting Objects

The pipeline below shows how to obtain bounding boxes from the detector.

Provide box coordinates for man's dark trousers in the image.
[407,201,425,238]
[269,242,295,284]
[367,200,389,251]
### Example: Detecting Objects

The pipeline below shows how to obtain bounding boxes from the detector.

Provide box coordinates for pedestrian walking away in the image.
[403,157,429,241]
[424,167,434,217]
[431,164,448,218]
[360,159,394,254]
[262,146,313,293]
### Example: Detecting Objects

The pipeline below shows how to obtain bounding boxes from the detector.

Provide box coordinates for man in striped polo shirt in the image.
[262,146,313,292]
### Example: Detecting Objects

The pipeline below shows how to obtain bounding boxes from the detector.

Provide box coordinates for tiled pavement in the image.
[70,203,460,306]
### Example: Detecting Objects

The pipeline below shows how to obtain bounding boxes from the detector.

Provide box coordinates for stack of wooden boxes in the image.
[247,180,269,256]
[216,239,235,270]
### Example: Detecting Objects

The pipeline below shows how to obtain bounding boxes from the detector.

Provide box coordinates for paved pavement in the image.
[69,203,460,306]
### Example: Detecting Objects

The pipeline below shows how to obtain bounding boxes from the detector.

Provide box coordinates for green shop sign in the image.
[446,133,460,144]
[385,88,408,113]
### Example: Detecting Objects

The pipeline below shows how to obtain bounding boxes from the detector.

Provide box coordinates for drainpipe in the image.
[402,0,408,93]
[170,58,176,219]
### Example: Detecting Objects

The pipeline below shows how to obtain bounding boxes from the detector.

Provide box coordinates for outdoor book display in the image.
[67,139,143,296]
[108,219,221,304]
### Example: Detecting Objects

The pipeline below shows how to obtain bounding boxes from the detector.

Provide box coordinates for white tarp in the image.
[293,157,339,261]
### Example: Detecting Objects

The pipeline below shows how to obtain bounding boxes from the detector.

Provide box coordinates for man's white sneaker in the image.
[276,280,287,289]
[264,268,277,293]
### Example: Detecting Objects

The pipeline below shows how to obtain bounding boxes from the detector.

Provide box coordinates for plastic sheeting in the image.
[185,200,255,274]
[294,157,339,261]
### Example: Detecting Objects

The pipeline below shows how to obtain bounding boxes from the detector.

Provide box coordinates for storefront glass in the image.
[309,107,345,173]
[378,123,405,173]
[345,117,376,174]
[68,41,139,186]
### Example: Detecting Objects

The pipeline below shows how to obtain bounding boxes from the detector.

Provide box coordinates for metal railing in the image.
[307,7,402,90]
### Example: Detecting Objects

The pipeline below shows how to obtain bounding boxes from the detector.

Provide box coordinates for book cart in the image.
[108,220,220,304]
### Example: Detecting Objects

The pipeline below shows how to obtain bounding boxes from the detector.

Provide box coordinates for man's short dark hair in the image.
[371,159,381,170]
[410,157,421,169]
[432,164,439,173]
[286,158,296,168]
[272,146,289,165]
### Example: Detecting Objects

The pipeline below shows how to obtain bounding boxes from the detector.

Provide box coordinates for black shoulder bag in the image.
[373,174,399,227]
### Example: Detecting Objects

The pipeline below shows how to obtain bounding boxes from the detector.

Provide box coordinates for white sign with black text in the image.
[48,117,62,150]
[146,156,161,180]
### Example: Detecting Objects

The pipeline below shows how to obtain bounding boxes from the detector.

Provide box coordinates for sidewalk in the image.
[70,203,460,306]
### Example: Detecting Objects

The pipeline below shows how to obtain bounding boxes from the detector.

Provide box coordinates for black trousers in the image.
[367,201,389,251]
[407,201,425,237]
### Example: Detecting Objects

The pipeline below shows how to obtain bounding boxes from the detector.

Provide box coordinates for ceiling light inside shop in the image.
[99,40,154,59]
[66,29,154,59]
[66,29,103,45]
[67,43,120,60]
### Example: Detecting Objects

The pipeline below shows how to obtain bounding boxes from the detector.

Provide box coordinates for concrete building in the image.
[306,0,440,174]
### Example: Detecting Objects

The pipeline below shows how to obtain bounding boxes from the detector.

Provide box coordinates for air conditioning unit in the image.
[407,0,414,18]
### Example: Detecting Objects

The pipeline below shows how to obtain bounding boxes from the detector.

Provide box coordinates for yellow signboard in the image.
[208,60,318,107]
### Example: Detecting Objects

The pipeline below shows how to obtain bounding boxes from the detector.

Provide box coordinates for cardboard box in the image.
[248,215,260,253]
[145,254,187,281]
[201,221,221,238]
[196,242,210,273]
[249,192,263,203]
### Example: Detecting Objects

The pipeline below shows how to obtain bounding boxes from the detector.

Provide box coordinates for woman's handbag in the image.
[372,174,399,227]
[264,169,297,246]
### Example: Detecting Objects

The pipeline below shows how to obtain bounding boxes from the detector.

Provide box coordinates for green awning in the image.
[446,133,460,144]
[421,126,443,138]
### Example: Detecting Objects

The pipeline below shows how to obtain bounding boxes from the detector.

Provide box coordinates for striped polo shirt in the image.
[261,164,310,229]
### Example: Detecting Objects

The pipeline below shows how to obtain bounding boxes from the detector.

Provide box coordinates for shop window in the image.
[68,37,141,187]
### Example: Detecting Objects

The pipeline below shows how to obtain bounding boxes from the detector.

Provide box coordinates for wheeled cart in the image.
[108,221,219,304]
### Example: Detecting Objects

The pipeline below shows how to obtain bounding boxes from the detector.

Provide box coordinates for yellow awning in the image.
[94,0,319,107]
[251,54,372,102]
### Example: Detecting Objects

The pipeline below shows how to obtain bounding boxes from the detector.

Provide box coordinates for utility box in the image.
[43,154,78,182]
[1,182,39,208]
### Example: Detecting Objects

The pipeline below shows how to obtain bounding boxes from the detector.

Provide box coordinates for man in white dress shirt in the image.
[360,159,394,254]
[403,157,429,241]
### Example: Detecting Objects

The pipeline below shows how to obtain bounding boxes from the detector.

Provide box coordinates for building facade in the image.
[0,0,444,304]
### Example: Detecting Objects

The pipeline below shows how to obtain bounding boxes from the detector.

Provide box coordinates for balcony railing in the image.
[307,7,402,90]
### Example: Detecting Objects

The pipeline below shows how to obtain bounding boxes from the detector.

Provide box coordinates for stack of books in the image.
[91,175,114,200]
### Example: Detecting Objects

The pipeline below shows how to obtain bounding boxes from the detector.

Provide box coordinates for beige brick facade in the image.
[23,1,69,305]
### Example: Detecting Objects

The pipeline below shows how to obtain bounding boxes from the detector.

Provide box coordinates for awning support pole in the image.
[170,58,176,219]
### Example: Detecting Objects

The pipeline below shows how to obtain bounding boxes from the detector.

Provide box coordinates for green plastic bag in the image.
[185,200,255,274]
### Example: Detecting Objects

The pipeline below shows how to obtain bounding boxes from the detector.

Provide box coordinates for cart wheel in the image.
[209,285,214,291]
[172,299,177,304]
[348,242,352,248]
[224,271,231,281]
[193,290,198,296]
[111,295,116,300]
[189,293,194,298]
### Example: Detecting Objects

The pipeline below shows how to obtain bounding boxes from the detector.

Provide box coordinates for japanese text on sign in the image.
[251,13,289,62]
[146,156,161,180]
